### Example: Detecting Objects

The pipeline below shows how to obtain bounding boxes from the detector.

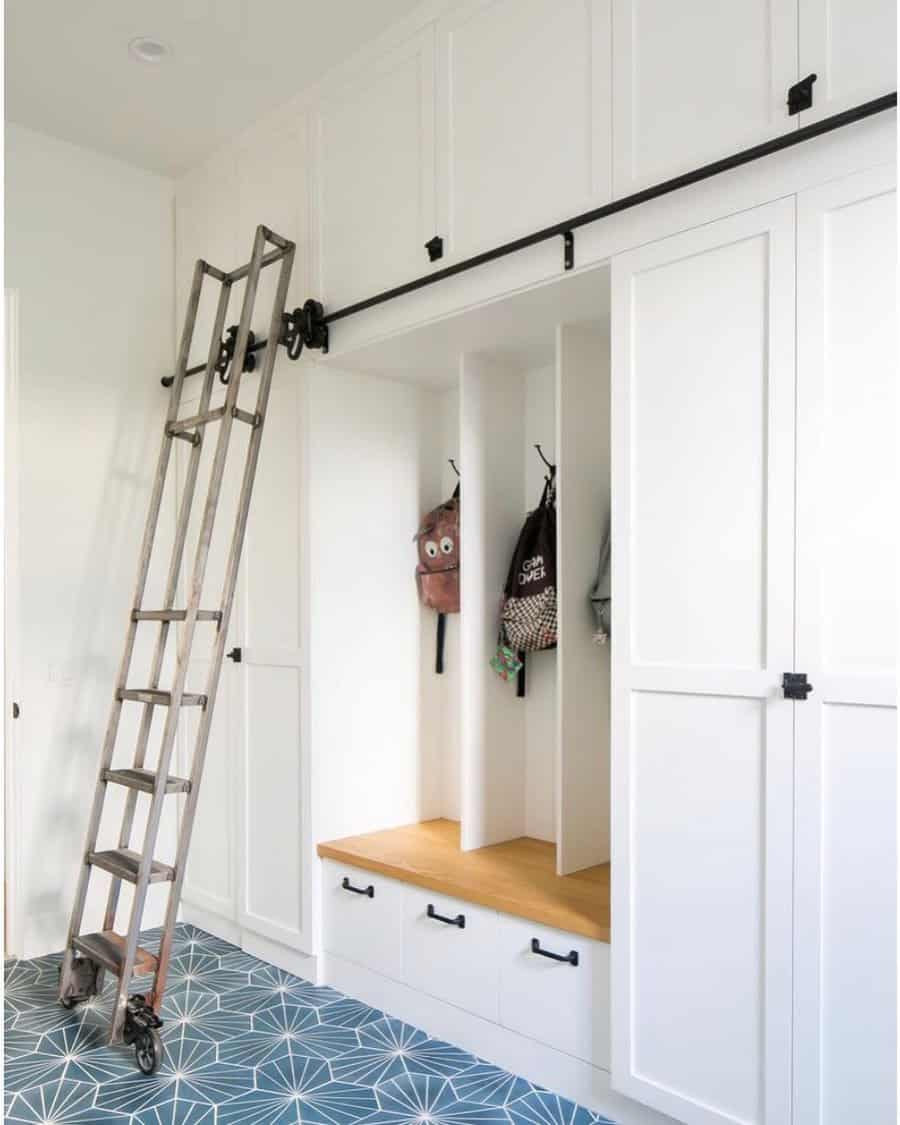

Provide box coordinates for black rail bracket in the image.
[563,230,574,271]
[425,235,444,262]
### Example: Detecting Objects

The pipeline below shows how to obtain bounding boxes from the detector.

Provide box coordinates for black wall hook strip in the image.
[313,92,896,333]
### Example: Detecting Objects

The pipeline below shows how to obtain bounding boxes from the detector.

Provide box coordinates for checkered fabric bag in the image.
[492,477,557,695]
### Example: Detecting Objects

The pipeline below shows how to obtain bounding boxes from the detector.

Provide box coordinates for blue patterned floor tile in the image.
[451,1061,536,1106]
[508,1089,615,1125]
[164,950,250,997]
[133,1100,217,1125]
[4,925,613,1124]
[161,986,253,1044]
[362,1072,512,1124]
[317,996,385,1028]
[220,1001,360,1068]
[219,1053,378,1124]
[332,1017,477,1085]
[6,1076,130,1122]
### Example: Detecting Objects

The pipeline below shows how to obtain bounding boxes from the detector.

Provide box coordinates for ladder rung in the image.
[73,931,158,977]
[104,768,191,795]
[132,610,221,623]
[167,406,226,437]
[88,848,174,884]
[118,689,207,707]
[232,406,261,428]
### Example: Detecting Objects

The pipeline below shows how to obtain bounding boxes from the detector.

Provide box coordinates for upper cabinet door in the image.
[798,0,896,121]
[610,199,797,1125]
[437,0,611,260]
[612,0,798,196]
[313,27,436,312]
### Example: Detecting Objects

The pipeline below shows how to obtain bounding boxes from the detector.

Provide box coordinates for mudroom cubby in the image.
[312,264,613,906]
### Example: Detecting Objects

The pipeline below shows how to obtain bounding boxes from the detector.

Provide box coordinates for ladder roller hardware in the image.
[58,225,296,1073]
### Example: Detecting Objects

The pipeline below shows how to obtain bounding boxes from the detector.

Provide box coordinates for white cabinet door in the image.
[793,166,897,1125]
[799,0,896,122]
[231,357,308,954]
[437,0,610,260]
[403,887,500,1021]
[612,0,797,196]
[177,351,308,957]
[313,27,437,313]
[610,200,796,1125]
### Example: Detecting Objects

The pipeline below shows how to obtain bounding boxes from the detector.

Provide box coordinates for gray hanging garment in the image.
[590,522,610,644]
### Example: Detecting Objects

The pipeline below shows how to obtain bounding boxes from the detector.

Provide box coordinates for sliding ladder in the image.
[58,225,295,1073]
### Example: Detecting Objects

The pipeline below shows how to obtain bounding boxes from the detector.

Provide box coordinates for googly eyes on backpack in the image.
[440,536,454,554]
[425,541,439,559]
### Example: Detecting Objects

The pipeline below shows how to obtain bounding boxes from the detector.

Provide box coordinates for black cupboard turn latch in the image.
[788,74,817,115]
[783,672,814,701]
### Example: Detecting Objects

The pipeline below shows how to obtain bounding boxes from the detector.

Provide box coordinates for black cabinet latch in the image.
[425,236,444,262]
[788,74,817,115]
[783,672,814,701]
[226,647,242,663]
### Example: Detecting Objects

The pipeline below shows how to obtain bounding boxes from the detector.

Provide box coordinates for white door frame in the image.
[4,288,23,957]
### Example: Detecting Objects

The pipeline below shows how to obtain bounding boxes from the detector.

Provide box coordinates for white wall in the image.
[4,125,175,958]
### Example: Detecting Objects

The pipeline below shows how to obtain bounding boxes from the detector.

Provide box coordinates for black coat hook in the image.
[448,458,460,477]
[534,444,556,476]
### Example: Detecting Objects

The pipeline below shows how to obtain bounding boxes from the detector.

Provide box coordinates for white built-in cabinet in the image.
[312,26,437,312]
[436,0,611,259]
[610,173,896,1125]
[312,0,894,315]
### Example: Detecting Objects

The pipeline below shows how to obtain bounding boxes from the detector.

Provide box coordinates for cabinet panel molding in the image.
[612,0,797,196]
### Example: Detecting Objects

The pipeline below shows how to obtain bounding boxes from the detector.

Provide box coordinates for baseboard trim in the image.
[321,953,676,1125]
[179,903,318,982]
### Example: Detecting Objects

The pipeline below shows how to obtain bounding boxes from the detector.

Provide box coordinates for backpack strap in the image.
[517,650,526,698]
[436,612,446,675]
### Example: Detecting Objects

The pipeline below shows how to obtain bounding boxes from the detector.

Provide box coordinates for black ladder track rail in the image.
[160,90,895,385]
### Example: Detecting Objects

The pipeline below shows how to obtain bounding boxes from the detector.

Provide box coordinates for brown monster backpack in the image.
[415,486,460,674]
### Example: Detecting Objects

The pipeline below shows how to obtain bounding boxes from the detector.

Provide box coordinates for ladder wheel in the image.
[135,1028,163,1075]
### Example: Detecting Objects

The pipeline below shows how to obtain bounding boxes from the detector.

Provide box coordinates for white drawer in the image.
[403,886,500,1021]
[322,859,403,980]
[497,915,610,1067]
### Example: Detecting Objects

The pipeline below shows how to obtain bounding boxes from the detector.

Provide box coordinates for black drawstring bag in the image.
[491,477,557,697]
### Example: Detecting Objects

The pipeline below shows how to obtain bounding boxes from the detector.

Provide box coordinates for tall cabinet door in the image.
[610,199,796,1125]
[799,0,896,122]
[612,0,797,196]
[793,166,897,1125]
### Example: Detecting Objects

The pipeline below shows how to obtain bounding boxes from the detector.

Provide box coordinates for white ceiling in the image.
[5,0,424,176]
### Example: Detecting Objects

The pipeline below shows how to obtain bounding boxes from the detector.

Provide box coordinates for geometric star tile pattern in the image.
[4,924,615,1124]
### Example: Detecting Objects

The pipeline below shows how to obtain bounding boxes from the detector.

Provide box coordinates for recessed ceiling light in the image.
[128,36,170,64]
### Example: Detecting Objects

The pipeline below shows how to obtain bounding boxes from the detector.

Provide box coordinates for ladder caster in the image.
[124,994,165,1075]
[134,1027,163,1075]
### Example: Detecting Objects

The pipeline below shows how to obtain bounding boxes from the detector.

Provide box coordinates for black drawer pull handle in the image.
[531,938,578,966]
[341,876,374,898]
[427,903,465,929]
